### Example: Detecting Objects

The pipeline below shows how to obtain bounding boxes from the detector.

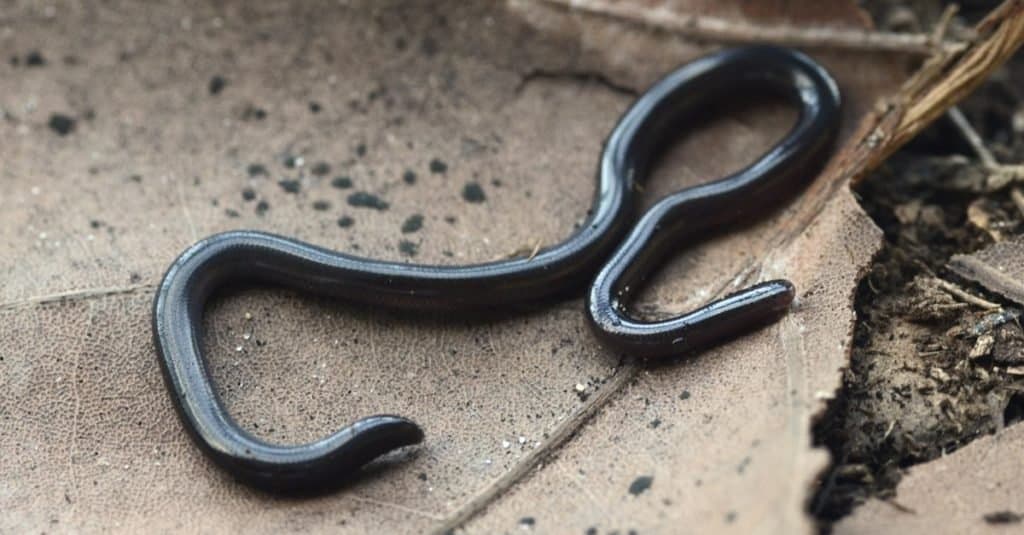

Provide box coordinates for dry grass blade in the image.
[534,0,968,54]
[865,0,1024,173]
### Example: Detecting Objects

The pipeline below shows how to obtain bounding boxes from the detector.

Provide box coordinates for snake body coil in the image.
[153,46,841,492]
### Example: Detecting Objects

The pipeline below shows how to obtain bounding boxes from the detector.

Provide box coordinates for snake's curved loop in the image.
[153,45,840,492]
[586,46,841,359]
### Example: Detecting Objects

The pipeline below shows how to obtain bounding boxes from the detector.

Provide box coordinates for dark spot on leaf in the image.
[444,215,457,225]
[337,216,354,228]
[308,101,322,113]
[368,86,387,102]
[398,240,419,257]
[421,37,438,56]
[985,511,1023,524]
[628,475,653,496]
[429,158,447,174]
[462,182,486,203]
[725,511,737,523]
[48,114,76,136]
[417,472,427,481]
[241,188,256,201]
[282,155,301,169]
[255,201,269,216]
[311,161,331,176]
[331,176,353,189]
[128,174,143,183]
[347,192,389,210]
[401,214,424,233]
[208,75,226,95]
[26,51,45,66]
[312,200,331,211]
[224,208,240,218]
[89,220,102,229]
[649,419,661,429]
[737,456,750,474]
[278,179,301,194]
[355,143,367,157]
[247,163,268,177]
[680,390,691,400]
[519,517,535,527]
[241,105,266,121]
[403,170,417,185]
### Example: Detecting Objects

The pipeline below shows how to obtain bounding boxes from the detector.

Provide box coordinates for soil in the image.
[812,0,1024,528]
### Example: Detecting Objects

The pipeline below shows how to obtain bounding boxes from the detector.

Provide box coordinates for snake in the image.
[152,45,841,492]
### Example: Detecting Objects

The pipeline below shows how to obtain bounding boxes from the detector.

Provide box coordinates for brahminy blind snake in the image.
[152,46,840,492]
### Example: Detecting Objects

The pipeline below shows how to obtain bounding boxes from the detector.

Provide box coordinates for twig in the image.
[873,0,1024,168]
[431,363,639,534]
[930,4,960,47]
[936,278,1002,310]
[881,498,918,515]
[0,283,155,311]
[1011,187,1024,217]
[527,240,541,260]
[947,105,1024,189]
[948,106,998,167]
[531,0,968,55]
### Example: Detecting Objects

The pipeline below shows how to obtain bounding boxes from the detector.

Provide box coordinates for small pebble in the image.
[278,179,301,194]
[247,163,268,177]
[331,176,353,189]
[462,182,486,203]
[628,475,653,496]
[429,158,447,174]
[311,161,331,176]
[401,214,423,233]
[398,240,418,257]
[347,192,389,210]
[208,75,226,95]
[48,114,76,136]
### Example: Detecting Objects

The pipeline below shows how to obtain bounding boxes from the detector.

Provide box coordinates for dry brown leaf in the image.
[950,235,1024,306]
[0,1,1019,534]
[835,423,1024,534]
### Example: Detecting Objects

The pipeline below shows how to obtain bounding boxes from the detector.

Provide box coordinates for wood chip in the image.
[949,235,1024,305]
[969,334,995,359]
